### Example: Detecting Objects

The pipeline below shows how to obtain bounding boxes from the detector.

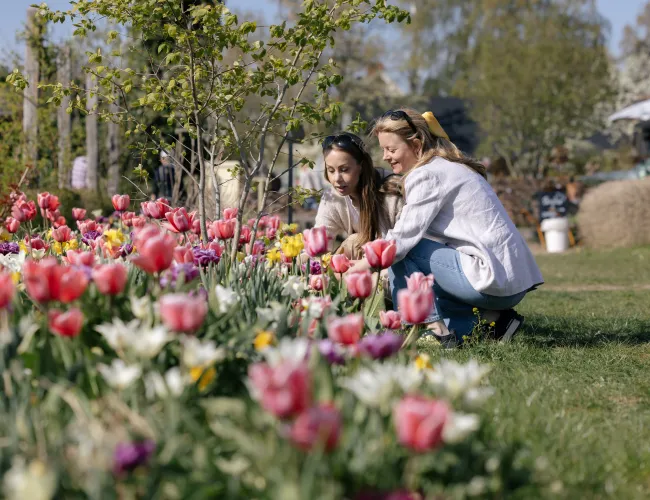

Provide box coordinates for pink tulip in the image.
[239,225,252,245]
[250,240,266,256]
[130,225,176,274]
[363,239,397,269]
[394,396,449,452]
[48,308,84,338]
[52,225,73,242]
[379,310,402,330]
[174,245,195,264]
[209,219,235,240]
[406,272,434,292]
[309,274,328,291]
[158,293,208,332]
[248,362,311,419]
[65,250,96,267]
[92,264,128,295]
[190,218,201,235]
[290,404,342,452]
[37,192,60,211]
[77,219,100,234]
[121,211,136,227]
[141,199,169,219]
[203,241,224,257]
[71,208,87,221]
[267,215,281,230]
[111,194,130,211]
[265,227,277,239]
[397,288,434,324]
[303,226,328,257]
[5,217,20,233]
[327,313,364,345]
[23,258,88,303]
[223,207,238,220]
[131,215,146,228]
[24,236,48,251]
[330,254,351,274]
[12,199,37,222]
[163,207,195,233]
[344,270,373,299]
[0,273,15,309]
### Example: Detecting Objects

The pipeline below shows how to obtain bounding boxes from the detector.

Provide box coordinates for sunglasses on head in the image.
[382,110,417,134]
[322,133,366,158]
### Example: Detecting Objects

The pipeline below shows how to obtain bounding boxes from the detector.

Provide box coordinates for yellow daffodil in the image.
[190,366,216,391]
[321,253,332,269]
[104,229,126,250]
[0,228,10,241]
[253,330,276,351]
[52,242,63,255]
[414,353,433,371]
[236,251,245,262]
[51,239,79,255]
[280,234,303,258]
[11,272,20,285]
[18,241,28,253]
[266,247,281,264]
[490,321,496,327]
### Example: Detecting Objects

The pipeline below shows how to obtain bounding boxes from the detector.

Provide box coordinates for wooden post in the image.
[85,72,98,193]
[23,7,39,170]
[57,46,71,189]
[106,101,120,196]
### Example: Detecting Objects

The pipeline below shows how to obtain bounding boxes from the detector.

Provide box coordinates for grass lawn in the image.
[423,247,650,499]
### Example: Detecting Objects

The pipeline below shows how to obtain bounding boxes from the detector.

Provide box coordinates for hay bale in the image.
[577,177,650,248]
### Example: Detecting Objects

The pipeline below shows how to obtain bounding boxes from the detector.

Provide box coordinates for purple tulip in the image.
[0,242,19,255]
[192,247,220,267]
[113,440,155,475]
[358,332,403,360]
[318,339,346,365]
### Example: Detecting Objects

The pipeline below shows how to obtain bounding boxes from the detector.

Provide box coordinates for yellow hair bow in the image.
[422,111,449,140]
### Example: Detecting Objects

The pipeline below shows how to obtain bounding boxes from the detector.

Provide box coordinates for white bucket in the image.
[540,217,570,253]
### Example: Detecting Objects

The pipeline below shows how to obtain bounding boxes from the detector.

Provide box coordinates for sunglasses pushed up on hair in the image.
[381,110,418,134]
[321,133,366,158]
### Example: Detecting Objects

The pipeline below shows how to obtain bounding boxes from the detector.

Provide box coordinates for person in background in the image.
[70,156,88,190]
[298,156,325,210]
[154,151,174,199]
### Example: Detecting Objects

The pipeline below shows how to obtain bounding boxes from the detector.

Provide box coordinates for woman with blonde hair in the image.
[349,109,543,346]
[315,132,403,258]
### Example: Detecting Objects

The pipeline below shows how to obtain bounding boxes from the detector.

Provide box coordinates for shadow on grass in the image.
[520,314,650,348]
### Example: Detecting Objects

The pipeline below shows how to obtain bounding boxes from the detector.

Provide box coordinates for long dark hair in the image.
[323,133,401,245]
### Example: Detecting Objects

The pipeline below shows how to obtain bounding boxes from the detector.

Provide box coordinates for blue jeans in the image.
[388,239,527,341]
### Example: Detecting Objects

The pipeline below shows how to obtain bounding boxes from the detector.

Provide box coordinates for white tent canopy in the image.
[608,99,650,123]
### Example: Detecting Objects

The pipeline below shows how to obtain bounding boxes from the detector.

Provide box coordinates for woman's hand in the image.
[345,257,371,274]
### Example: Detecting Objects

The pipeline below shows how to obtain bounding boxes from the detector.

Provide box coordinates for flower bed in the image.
[0,191,535,498]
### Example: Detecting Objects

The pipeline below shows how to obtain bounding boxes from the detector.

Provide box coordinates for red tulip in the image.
[397,288,434,324]
[5,217,20,233]
[405,272,434,292]
[209,219,235,240]
[309,274,328,291]
[65,250,95,267]
[71,208,87,221]
[52,215,67,229]
[344,270,373,299]
[23,258,88,303]
[303,226,328,257]
[248,362,311,419]
[266,227,277,239]
[48,308,84,338]
[174,245,195,264]
[190,218,201,235]
[362,239,397,270]
[12,199,36,222]
[158,293,208,332]
[37,192,60,211]
[379,310,402,330]
[52,225,73,242]
[130,225,176,274]
[223,207,238,220]
[394,396,449,452]
[239,225,252,245]
[0,273,15,309]
[327,313,364,345]
[92,264,128,295]
[24,236,48,251]
[290,404,342,452]
[267,215,281,230]
[163,207,195,233]
[330,254,351,274]
[111,194,130,211]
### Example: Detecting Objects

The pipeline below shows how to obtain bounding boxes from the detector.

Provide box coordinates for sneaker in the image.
[493,309,525,342]
[421,330,459,349]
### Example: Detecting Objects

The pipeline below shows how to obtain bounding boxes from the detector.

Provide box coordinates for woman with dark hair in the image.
[314,132,403,258]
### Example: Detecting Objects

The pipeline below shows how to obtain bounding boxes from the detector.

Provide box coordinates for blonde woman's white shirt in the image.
[385,157,543,297]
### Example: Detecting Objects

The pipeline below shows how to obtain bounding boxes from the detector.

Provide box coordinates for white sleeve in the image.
[315,190,347,251]
[385,168,443,262]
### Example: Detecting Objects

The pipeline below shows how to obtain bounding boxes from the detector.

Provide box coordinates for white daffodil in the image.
[130,294,153,322]
[281,276,306,299]
[262,337,310,367]
[442,412,480,444]
[3,457,57,500]
[180,336,226,368]
[339,362,423,411]
[17,314,40,354]
[0,251,26,274]
[215,285,239,313]
[131,325,171,359]
[255,301,286,327]
[463,387,495,410]
[425,359,491,399]
[95,318,141,352]
[97,359,142,390]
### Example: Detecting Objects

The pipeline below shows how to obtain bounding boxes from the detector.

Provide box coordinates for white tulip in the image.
[97,359,142,390]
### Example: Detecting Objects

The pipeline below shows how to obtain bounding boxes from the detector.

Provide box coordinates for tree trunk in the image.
[57,46,71,189]
[106,102,120,196]
[85,73,99,193]
[23,7,39,171]
[172,128,185,206]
